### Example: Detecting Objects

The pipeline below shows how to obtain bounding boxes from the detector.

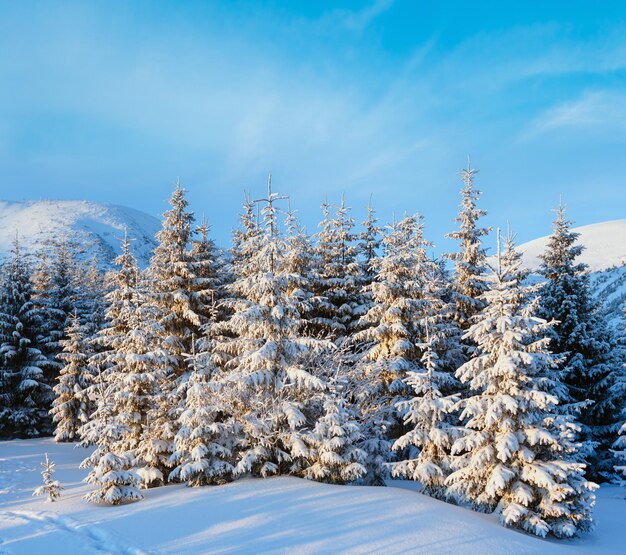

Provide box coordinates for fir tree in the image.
[357,196,383,291]
[46,236,82,354]
[50,311,94,442]
[538,204,617,478]
[169,340,239,486]
[79,381,143,505]
[190,216,223,315]
[231,191,261,279]
[76,255,107,339]
[31,250,61,359]
[304,391,367,484]
[283,201,315,327]
[0,236,54,438]
[445,158,491,332]
[213,178,329,478]
[92,233,167,485]
[149,179,201,381]
[353,214,439,483]
[310,195,364,342]
[392,320,461,499]
[145,180,212,477]
[32,453,63,502]
[447,230,597,538]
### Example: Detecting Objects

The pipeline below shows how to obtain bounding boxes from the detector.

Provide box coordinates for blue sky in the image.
[1,1,625,251]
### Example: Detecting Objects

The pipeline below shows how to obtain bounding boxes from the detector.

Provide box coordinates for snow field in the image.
[0,438,625,554]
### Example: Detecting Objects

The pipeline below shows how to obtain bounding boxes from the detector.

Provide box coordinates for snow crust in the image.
[0,438,624,554]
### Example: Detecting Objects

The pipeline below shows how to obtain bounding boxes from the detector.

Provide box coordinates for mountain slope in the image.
[0,200,160,267]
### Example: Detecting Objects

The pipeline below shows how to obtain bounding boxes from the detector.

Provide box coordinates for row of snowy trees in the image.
[1,166,624,538]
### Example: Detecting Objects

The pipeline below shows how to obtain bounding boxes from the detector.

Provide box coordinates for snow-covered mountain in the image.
[518,220,626,272]
[517,219,626,328]
[0,200,160,267]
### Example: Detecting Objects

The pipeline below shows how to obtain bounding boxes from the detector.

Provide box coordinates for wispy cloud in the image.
[522,90,626,139]
[325,0,394,32]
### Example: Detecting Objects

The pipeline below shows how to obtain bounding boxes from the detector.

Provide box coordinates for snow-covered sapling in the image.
[32,453,63,502]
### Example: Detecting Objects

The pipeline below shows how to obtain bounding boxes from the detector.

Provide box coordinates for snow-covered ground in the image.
[0,439,624,554]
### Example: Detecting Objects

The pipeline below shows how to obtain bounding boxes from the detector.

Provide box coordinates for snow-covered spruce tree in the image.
[90,233,168,486]
[111,296,168,487]
[190,216,226,321]
[50,311,94,442]
[144,180,215,477]
[353,214,441,484]
[611,314,626,488]
[446,230,597,538]
[0,236,54,438]
[32,453,63,502]
[283,201,316,327]
[45,236,82,355]
[79,379,143,505]
[445,158,491,333]
[213,178,329,478]
[304,389,367,485]
[169,339,239,486]
[91,232,139,367]
[538,204,617,479]
[309,195,365,343]
[86,234,137,434]
[357,197,383,293]
[148,179,202,377]
[392,316,462,499]
[75,255,108,340]
[31,251,57,355]
[231,191,262,279]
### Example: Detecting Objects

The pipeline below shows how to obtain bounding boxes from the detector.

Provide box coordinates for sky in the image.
[1,0,625,251]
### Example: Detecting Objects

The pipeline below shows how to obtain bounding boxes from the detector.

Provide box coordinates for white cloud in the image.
[522,90,626,139]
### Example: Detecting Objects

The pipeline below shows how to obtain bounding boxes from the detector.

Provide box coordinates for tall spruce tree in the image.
[447,230,596,538]
[357,197,383,293]
[79,377,143,505]
[283,202,315,328]
[50,311,94,442]
[392,297,462,499]
[76,256,107,340]
[145,180,213,478]
[353,214,439,483]
[310,195,364,342]
[169,340,240,486]
[446,158,491,333]
[538,204,617,478]
[213,178,329,478]
[0,236,54,438]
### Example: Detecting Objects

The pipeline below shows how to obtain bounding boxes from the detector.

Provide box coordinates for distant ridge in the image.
[517,219,626,273]
[0,199,160,267]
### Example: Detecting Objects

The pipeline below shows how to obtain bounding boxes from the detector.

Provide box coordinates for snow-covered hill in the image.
[518,220,626,272]
[517,220,626,328]
[0,200,160,267]
[0,438,624,554]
